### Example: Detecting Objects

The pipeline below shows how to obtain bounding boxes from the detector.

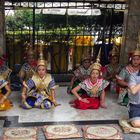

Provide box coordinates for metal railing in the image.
[5,1,125,73]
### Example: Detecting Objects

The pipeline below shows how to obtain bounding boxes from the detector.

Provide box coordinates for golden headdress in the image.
[109,40,120,57]
[111,46,119,57]
[131,44,140,56]
[37,42,47,67]
[24,42,35,57]
[81,50,91,62]
[90,47,102,71]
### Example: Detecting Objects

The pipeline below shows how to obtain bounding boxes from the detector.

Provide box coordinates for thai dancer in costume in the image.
[117,45,140,106]
[0,55,12,111]
[19,44,37,82]
[104,45,122,94]
[21,44,59,109]
[71,48,109,110]
[68,54,91,95]
[0,54,12,81]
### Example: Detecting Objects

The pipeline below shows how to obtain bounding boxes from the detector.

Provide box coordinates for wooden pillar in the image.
[0,0,5,56]
[120,0,140,65]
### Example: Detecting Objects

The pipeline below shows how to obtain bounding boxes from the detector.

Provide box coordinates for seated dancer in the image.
[0,54,12,81]
[117,45,140,106]
[21,45,59,109]
[68,54,91,94]
[71,48,109,110]
[19,44,37,82]
[104,45,122,94]
[0,55,12,111]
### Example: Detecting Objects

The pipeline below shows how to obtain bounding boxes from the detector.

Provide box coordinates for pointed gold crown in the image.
[90,47,102,71]
[37,41,47,67]
[132,44,140,56]
[25,42,34,57]
[81,50,91,62]
[110,42,119,57]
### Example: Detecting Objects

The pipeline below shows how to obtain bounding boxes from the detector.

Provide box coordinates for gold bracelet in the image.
[3,95,7,99]
[52,99,56,103]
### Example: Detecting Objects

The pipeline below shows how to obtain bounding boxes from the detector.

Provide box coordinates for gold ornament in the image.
[81,49,91,62]
[110,43,119,57]
[37,41,47,67]
[132,44,140,56]
[25,42,35,57]
[81,54,91,62]
[130,30,140,57]
[90,47,102,71]
[90,85,99,95]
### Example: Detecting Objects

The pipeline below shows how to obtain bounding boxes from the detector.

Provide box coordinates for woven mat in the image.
[83,124,123,140]
[119,119,140,134]
[43,124,82,139]
[3,127,37,140]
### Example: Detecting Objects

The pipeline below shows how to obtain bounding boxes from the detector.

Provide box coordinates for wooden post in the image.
[0,0,5,55]
[120,0,140,65]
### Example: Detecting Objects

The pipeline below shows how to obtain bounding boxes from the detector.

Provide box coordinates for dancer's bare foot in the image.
[100,102,107,109]
[53,101,61,107]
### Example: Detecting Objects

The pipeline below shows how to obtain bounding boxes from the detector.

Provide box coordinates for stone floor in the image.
[0,86,140,139]
[0,87,128,122]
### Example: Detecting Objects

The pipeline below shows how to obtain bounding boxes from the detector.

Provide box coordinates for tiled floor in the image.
[0,87,128,123]
[0,86,140,139]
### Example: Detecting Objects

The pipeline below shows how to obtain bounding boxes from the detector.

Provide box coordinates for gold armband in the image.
[3,95,7,100]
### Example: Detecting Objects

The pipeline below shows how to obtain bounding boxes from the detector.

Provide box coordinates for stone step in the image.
[0,120,5,137]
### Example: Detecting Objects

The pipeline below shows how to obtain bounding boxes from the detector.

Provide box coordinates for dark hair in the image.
[137,70,140,76]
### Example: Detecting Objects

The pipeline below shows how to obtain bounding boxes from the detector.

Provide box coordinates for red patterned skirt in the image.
[70,94,100,110]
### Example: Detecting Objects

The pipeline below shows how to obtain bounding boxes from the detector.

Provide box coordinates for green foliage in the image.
[15,10,33,27]
[6,15,17,29]
[6,28,77,35]
[6,9,33,29]
[5,9,124,32]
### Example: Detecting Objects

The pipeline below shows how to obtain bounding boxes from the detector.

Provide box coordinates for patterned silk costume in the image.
[22,73,57,109]
[104,45,122,94]
[19,45,37,82]
[105,63,122,94]
[0,65,12,81]
[0,75,13,111]
[19,62,36,82]
[71,48,109,110]
[117,44,140,106]
[21,42,58,109]
[72,78,109,109]
[0,56,12,111]
[69,55,91,95]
